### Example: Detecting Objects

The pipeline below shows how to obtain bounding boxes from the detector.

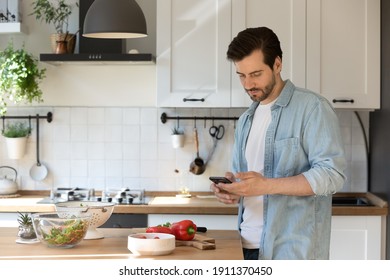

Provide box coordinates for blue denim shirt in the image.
[233,80,347,260]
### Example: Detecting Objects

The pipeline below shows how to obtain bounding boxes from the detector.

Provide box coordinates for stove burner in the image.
[48,187,146,205]
[99,188,144,205]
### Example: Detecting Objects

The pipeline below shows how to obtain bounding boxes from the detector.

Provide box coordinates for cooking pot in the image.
[0,166,19,195]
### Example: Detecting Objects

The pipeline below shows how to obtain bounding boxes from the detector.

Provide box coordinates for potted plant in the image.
[30,0,79,54]
[0,42,46,116]
[2,121,31,159]
[171,127,185,149]
[17,212,37,240]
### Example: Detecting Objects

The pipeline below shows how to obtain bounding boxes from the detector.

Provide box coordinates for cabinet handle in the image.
[332,98,354,103]
[183,98,205,102]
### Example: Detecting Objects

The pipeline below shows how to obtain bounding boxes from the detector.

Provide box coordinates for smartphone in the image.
[209,176,232,184]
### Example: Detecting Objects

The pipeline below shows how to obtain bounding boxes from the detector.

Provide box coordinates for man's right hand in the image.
[210,172,240,204]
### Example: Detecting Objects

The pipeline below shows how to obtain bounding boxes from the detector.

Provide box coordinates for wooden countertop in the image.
[0,194,238,215]
[0,227,243,260]
[0,191,387,216]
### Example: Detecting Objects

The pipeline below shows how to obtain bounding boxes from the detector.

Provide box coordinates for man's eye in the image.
[252,72,261,77]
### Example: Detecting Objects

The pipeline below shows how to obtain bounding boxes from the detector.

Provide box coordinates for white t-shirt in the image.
[241,100,275,249]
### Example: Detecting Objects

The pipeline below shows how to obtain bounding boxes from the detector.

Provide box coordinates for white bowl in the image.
[55,201,114,239]
[128,233,176,256]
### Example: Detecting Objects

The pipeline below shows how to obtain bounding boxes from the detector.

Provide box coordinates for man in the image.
[210,27,346,260]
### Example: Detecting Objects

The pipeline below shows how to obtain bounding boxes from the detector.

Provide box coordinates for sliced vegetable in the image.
[146,225,173,234]
[170,219,197,241]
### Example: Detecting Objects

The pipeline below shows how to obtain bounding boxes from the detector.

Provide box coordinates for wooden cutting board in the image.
[175,234,216,250]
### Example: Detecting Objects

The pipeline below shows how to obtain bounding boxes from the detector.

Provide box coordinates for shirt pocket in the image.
[273,137,299,177]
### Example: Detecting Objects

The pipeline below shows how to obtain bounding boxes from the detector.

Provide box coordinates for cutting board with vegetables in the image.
[175,234,216,250]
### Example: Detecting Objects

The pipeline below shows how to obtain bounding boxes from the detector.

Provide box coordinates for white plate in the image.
[15,238,40,244]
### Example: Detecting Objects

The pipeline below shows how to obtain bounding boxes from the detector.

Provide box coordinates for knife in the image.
[196,227,207,233]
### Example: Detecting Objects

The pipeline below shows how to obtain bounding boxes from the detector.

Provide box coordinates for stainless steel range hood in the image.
[39,0,154,65]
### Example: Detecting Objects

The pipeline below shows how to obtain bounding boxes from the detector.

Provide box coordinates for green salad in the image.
[42,219,88,246]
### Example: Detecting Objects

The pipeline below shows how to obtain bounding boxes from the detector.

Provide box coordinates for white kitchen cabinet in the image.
[231,0,380,109]
[156,0,232,107]
[306,0,380,110]
[330,216,386,260]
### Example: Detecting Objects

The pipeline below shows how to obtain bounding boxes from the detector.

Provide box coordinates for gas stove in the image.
[38,187,147,205]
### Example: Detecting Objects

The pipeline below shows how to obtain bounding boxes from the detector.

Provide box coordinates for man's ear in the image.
[274,56,282,73]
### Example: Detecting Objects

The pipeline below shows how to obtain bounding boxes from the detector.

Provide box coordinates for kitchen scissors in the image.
[209,124,225,140]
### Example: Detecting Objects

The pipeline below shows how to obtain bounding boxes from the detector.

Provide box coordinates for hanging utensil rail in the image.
[1,112,53,123]
[1,112,53,134]
[160,112,239,127]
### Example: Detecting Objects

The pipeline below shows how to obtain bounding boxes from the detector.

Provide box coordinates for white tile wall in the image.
[0,107,367,193]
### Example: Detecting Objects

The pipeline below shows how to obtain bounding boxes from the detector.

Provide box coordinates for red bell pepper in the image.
[146,225,173,234]
[170,220,197,241]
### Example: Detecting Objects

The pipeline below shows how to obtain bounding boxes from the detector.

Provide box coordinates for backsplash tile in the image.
[0,107,367,193]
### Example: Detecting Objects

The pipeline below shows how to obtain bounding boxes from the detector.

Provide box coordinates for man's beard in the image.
[246,75,276,103]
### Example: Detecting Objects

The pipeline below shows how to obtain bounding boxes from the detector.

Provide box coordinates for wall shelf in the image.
[0,22,27,34]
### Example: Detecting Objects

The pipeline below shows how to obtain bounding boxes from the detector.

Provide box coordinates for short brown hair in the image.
[227,27,283,69]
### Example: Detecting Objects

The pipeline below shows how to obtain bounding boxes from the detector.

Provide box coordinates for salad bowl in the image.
[31,212,91,248]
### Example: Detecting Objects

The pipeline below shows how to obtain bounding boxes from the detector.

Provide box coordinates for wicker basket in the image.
[50,33,76,54]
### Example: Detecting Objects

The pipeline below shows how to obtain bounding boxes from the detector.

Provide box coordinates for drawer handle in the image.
[183,98,205,102]
[332,98,354,103]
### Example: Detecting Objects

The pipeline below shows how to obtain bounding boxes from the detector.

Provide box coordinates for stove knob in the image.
[128,197,134,204]
[97,197,102,202]
[117,197,123,204]
[107,197,112,202]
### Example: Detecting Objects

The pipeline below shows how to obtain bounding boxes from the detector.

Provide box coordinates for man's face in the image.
[234,50,281,103]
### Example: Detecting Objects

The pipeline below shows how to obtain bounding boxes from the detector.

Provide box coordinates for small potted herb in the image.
[17,212,37,240]
[2,121,31,159]
[171,127,185,148]
[0,42,46,116]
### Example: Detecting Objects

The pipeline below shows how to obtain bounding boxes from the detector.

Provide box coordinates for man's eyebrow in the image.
[236,70,263,75]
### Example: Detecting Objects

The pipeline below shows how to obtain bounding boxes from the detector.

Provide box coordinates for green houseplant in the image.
[17,212,37,240]
[0,42,46,116]
[30,0,79,53]
[2,121,31,159]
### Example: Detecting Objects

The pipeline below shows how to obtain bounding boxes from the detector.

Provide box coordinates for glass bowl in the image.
[31,212,91,248]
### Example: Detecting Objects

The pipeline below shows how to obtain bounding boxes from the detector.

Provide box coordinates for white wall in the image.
[0,107,367,193]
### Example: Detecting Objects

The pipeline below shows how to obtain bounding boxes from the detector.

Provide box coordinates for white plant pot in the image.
[171,134,185,148]
[5,137,28,159]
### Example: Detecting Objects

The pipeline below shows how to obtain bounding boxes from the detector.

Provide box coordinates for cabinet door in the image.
[157,0,232,107]
[330,216,383,260]
[231,0,307,107]
[307,0,380,109]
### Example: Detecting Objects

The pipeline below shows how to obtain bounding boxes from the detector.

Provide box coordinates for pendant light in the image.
[83,0,147,39]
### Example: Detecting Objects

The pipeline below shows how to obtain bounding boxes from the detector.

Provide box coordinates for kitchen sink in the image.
[332,197,373,206]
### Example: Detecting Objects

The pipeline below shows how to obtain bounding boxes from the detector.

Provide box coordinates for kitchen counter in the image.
[0,227,243,260]
[0,191,387,216]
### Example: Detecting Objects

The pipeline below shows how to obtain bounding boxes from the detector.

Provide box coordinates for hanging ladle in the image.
[189,120,206,175]
[29,115,48,181]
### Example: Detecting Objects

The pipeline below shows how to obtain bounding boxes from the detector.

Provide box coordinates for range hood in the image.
[39,0,154,65]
